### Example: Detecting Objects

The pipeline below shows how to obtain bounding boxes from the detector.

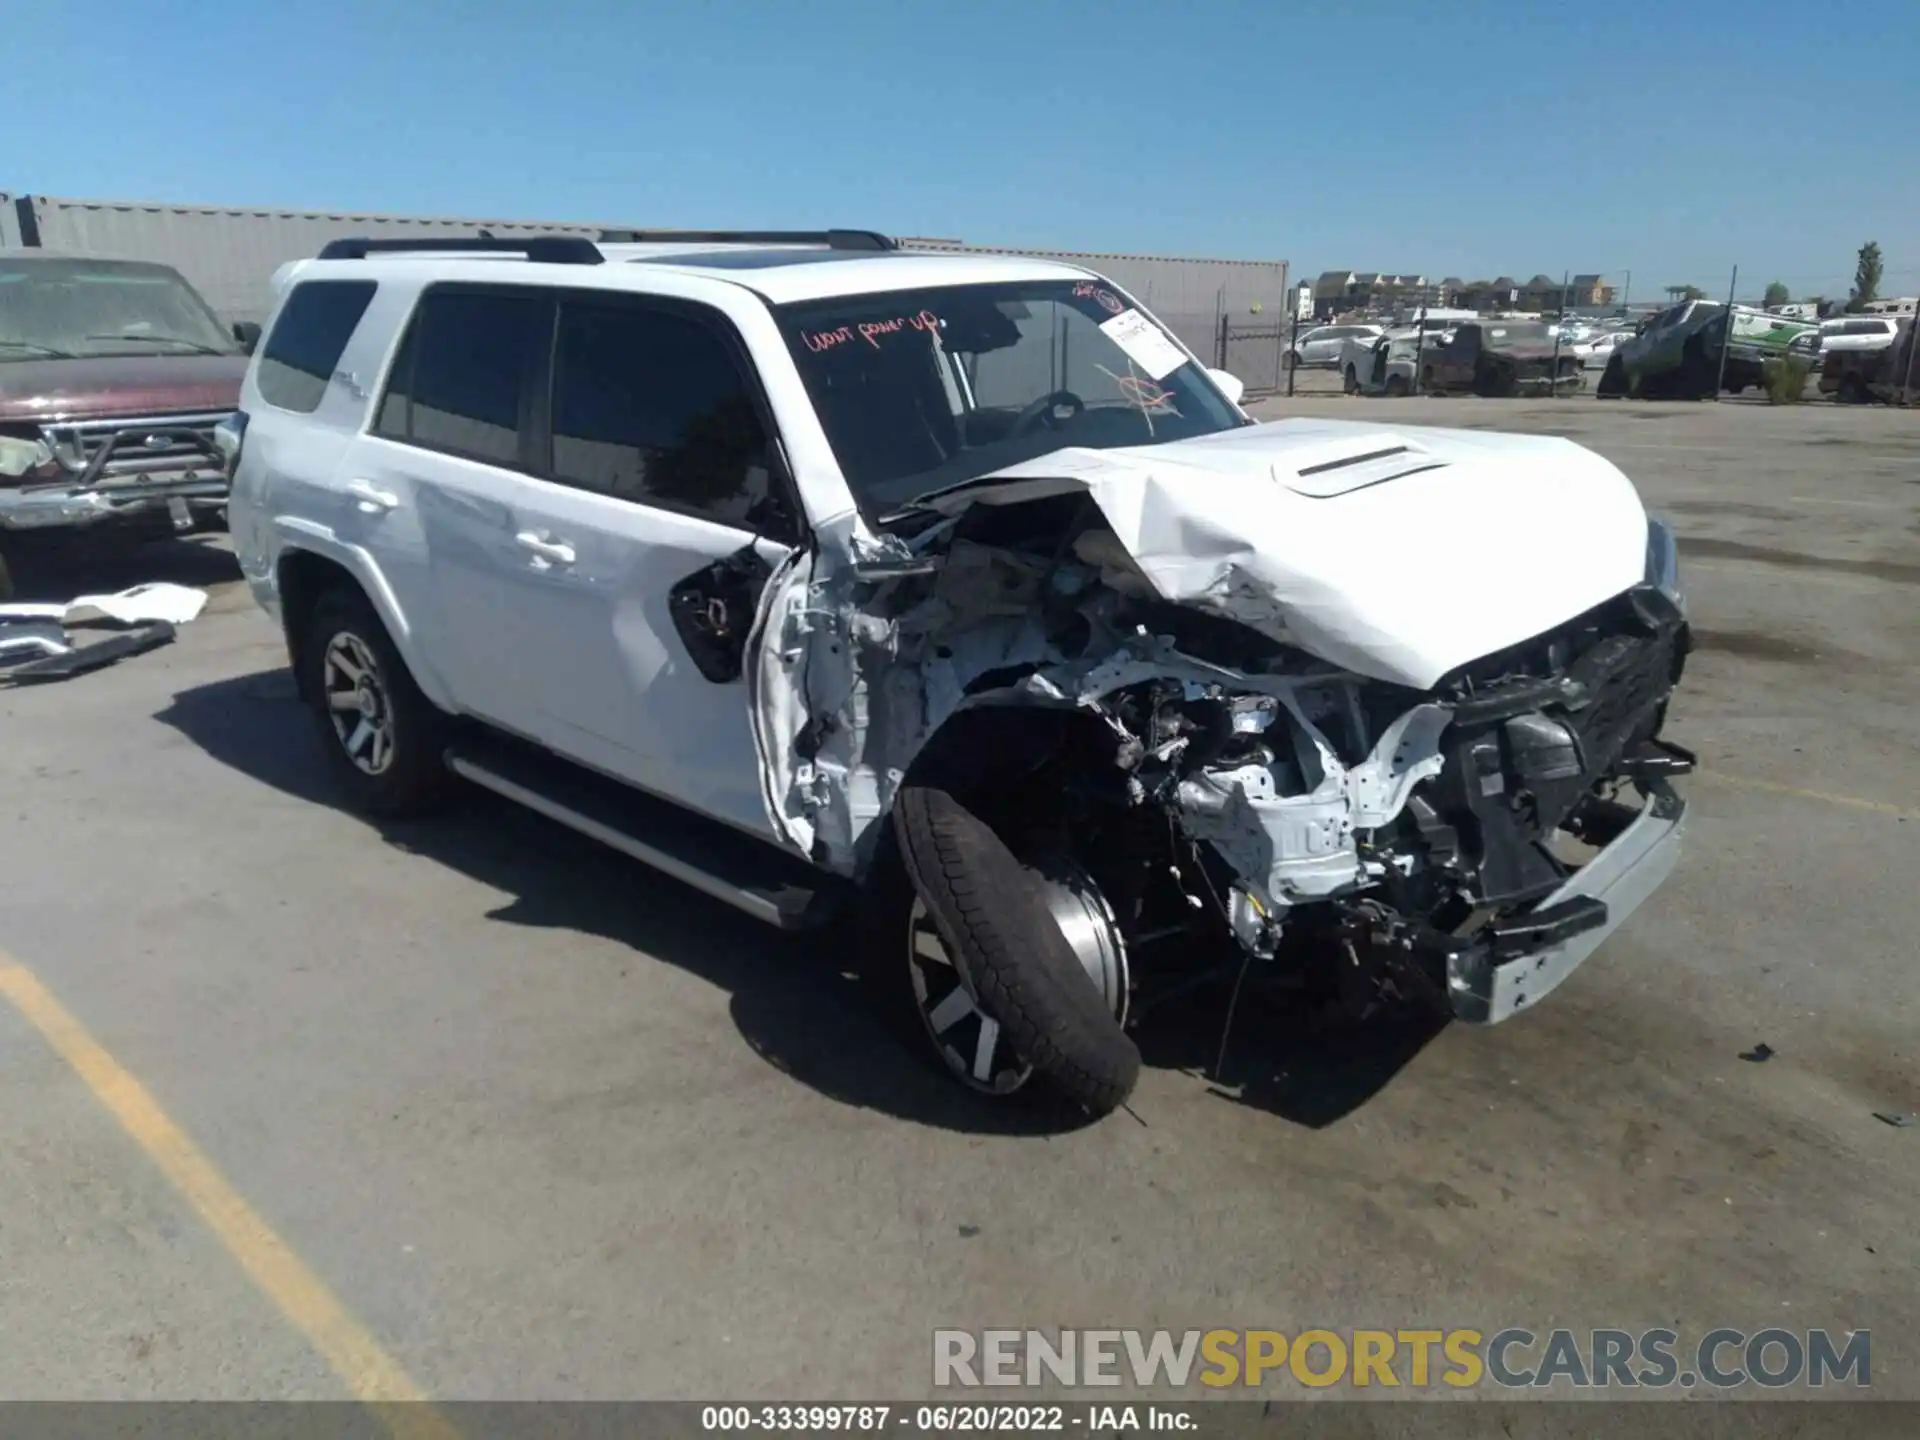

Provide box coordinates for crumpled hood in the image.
[922,417,1649,690]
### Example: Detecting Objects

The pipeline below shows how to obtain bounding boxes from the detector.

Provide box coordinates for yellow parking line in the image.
[1696,769,1915,820]
[0,955,457,1440]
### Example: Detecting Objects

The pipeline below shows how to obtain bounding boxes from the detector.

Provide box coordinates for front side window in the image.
[547,300,774,528]
[375,288,545,465]
[776,280,1243,519]
[258,280,377,413]
[0,257,238,364]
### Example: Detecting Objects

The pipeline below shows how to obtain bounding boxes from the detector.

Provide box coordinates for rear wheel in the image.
[298,588,455,818]
[1385,373,1410,397]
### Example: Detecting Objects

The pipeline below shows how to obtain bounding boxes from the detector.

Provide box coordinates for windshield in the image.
[0,258,237,360]
[775,280,1245,518]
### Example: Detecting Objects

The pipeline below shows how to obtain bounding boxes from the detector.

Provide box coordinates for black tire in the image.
[1596,353,1626,397]
[298,587,454,818]
[890,785,1139,1116]
[1385,374,1410,397]
[1343,365,1359,395]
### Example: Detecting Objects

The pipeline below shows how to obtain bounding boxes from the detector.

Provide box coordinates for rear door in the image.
[498,290,802,838]
[344,284,552,733]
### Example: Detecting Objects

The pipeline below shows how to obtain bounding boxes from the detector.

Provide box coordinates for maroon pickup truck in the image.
[1,252,252,597]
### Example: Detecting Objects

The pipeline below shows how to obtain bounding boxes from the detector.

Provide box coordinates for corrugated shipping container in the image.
[4,194,609,324]
[3,194,1287,359]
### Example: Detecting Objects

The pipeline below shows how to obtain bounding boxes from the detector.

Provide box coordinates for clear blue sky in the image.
[9,0,1916,302]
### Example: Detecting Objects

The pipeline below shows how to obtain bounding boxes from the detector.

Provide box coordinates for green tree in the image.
[1762,280,1790,308]
[1848,241,1883,312]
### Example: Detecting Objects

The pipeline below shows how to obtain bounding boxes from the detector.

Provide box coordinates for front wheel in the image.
[1343,365,1359,395]
[873,786,1140,1115]
[298,588,455,818]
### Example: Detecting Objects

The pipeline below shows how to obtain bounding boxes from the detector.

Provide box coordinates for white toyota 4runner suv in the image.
[222,231,1693,1116]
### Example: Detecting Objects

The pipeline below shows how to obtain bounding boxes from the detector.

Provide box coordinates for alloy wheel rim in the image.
[322,632,397,776]
[906,898,1034,1095]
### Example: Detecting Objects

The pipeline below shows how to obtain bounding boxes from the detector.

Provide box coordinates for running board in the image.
[444,738,842,932]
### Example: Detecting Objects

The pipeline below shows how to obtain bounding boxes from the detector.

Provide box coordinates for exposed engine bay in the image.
[755,475,1692,1019]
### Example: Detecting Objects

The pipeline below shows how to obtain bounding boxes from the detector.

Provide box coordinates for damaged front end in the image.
[756,479,1692,1029]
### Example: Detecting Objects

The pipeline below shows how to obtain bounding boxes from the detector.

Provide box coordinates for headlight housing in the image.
[1645,516,1683,611]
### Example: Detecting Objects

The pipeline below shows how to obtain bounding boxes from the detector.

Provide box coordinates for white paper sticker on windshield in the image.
[1099,309,1187,381]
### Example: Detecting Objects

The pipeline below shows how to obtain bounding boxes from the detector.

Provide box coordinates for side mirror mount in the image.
[232,321,262,354]
[1206,367,1246,407]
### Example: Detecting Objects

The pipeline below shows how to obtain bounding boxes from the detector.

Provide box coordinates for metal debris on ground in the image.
[1738,1042,1775,1063]
[0,583,207,685]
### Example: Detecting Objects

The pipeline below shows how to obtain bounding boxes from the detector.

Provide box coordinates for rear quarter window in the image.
[257,281,378,413]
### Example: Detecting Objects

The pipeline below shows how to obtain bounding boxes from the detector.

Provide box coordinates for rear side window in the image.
[257,281,377,413]
[547,300,773,527]
[375,288,546,465]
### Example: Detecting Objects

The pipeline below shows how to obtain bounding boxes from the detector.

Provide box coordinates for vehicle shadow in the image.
[155,666,1437,1134]
[1133,983,1447,1130]
[2,535,241,603]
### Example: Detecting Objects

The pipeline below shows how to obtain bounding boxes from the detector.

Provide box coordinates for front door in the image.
[498,291,803,840]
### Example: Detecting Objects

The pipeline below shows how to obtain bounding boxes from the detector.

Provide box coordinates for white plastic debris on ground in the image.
[0,583,210,681]
[0,581,210,627]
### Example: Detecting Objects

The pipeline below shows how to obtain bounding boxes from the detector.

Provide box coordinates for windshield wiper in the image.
[0,339,79,359]
[82,333,231,356]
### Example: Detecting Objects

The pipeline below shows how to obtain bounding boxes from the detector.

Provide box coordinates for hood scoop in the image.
[1285,441,1448,497]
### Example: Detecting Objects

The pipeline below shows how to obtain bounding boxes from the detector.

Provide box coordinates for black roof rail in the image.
[315,236,604,265]
[594,228,897,252]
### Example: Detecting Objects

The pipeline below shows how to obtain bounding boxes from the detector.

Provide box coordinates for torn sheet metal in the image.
[754,532,1452,913]
[916,418,1649,691]
[0,582,209,627]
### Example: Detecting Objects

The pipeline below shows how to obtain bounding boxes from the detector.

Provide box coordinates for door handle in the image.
[514,531,577,566]
[345,479,400,513]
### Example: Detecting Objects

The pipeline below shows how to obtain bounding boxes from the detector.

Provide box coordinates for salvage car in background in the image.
[1860,318,1917,405]
[1815,316,1900,401]
[1285,323,1384,370]
[1341,327,1432,395]
[1597,300,1816,399]
[228,232,1694,1117]
[1570,330,1627,370]
[1415,321,1584,396]
[0,253,251,598]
